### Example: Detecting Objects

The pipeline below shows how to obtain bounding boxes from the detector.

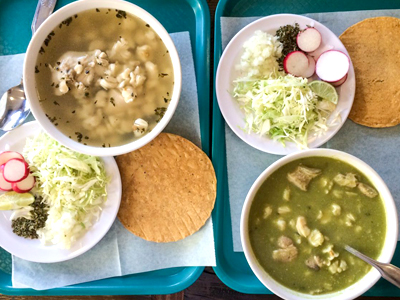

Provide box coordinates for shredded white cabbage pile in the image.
[236,30,283,78]
[233,75,335,148]
[23,132,108,249]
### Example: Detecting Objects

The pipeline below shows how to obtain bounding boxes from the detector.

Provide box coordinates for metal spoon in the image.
[0,0,57,131]
[345,245,400,288]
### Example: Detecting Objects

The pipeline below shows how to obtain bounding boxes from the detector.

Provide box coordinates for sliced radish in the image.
[309,44,334,60]
[3,159,29,183]
[12,174,36,193]
[316,50,350,82]
[283,51,309,77]
[302,55,316,78]
[331,74,348,87]
[0,172,12,191]
[0,151,24,167]
[297,27,322,52]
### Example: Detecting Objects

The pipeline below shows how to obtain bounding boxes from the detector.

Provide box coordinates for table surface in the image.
[1,0,399,299]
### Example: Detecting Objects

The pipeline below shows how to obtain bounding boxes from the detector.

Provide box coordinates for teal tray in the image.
[211,0,400,296]
[0,0,210,296]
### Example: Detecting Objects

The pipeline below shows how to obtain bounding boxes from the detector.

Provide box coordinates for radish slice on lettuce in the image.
[0,172,12,191]
[316,50,350,82]
[0,151,24,167]
[302,55,316,78]
[297,27,322,52]
[2,159,29,183]
[12,174,36,193]
[331,74,348,87]
[283,51,309,77]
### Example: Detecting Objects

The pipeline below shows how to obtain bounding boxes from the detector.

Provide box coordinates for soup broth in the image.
[35,8,174,147]
[248,157,386,295]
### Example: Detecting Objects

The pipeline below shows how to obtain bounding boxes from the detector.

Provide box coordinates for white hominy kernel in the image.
[283,187,290,201]
[278,206,291,214]
[118,80,127,89]
[331,204,341,216]
[296,216,310,237]
[263,206,272,219]
[308,229,324,247]
[59,80,68,94]
[289,219,296,229]
[74,64,83,74]
[132,118,148,137]
[276,219,286,231]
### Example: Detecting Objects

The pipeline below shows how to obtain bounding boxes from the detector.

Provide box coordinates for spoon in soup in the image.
[345,245,400,288]
[0,0,57,131]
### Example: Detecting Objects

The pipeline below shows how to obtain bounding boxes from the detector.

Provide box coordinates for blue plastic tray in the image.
[0,0,210,295]
[211,0,400,296]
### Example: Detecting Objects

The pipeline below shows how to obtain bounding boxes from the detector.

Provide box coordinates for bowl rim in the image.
[240,148,398,300]
[23,0,182,156]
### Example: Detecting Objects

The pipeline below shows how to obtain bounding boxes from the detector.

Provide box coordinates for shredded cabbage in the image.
[233,75,336,148]
[23,132,108,249]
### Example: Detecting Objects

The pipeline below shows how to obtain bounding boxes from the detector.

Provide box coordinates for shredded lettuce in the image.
[23,132,108,249]
[233,75,336,148]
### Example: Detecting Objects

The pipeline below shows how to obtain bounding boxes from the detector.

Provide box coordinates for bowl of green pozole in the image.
[241,149,397,300]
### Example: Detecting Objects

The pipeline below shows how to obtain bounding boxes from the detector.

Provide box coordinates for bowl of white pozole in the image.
[24,0,181,156]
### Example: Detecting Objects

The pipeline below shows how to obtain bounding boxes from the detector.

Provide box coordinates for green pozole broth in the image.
[248,157,386,294]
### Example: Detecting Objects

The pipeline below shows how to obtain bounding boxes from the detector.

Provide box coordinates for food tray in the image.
[0,0,210,295]
[211,0,400,296]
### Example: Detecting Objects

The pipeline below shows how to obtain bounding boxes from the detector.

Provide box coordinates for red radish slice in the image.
[316,50,350,82]
[331,74,348,87]
[0,151,24,167]
[0,172,12,191]
[12,174,36,193]
[309,44,334,60]
[297,28,322,52]
[3,159,29,183]
[283,51,309,77]
[302,55,316,78]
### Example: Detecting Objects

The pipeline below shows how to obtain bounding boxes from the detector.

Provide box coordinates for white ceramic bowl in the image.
[240,149,398,300]
[216,14,355,155]
[23,0,181,156]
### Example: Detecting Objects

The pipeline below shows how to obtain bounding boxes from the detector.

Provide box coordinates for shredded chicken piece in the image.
[277,236,293,248]
[333,173,358,188]
[358,183,378,198]
[305,255,323,271]
[287,165,321,191]
[272,245,298,262]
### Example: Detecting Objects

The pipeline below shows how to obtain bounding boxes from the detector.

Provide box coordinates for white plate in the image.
[0,121,122,263]
[215,14,355,155]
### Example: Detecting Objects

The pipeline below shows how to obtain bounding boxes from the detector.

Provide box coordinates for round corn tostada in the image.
[339,16,400,127]
[116,133,216,243]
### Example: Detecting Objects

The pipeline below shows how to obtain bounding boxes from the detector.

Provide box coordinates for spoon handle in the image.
[31,0,57,34]
[345,245,400,288]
